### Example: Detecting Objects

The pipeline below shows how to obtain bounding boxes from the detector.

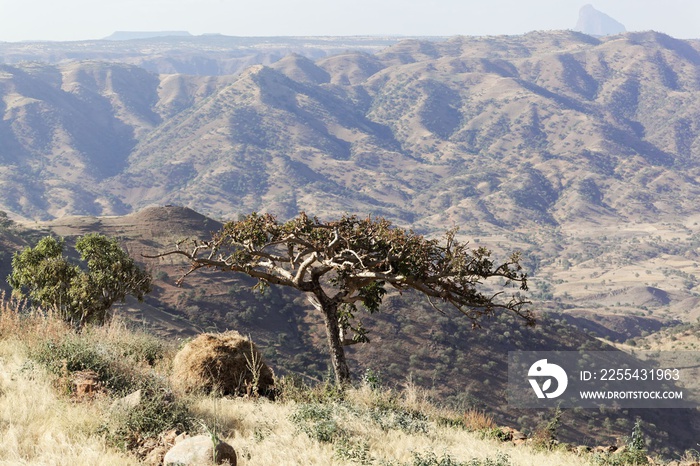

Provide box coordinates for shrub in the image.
[290,403,345,443]
[482,427,513,442]
[369,405,429,434]
[101,378,193,451]
[8,234,151,326]
[408,451,512,466]
[28,324,168,395]
[31,334,141,394]
[335,438,374,465]
[592,419,649,465]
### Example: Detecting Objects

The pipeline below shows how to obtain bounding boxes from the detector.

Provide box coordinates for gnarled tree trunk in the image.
[318,297,351,384]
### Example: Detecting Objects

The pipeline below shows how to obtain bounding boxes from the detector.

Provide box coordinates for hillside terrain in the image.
[0,299,605,466]
[0,35,415,75]
[4,30,700,457]
[3,30,700,230]
[1,207,698,457]
[3,31,700,327]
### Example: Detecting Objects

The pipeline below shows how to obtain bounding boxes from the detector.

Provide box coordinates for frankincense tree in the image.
[151,212,532,384]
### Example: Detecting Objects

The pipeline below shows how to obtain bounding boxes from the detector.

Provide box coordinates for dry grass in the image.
[187,377,594,466]
[0,296,141,465]
[462,409,497,431]
[0,291,69,344]
[171,331,275,397]
[190,391,592,466]
[0,295,594,466]
[0,344,141,465]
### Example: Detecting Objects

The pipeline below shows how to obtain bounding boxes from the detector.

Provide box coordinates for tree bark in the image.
[318,297,351,385]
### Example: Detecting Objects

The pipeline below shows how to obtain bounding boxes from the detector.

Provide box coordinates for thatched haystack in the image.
[171,331,274,397]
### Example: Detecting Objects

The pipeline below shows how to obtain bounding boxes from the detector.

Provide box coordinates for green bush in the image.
[369,406,429,434]
[31,335,141,394]
[8,234,151,326]
[102,378,193,450]
[290,403,346,443]
[335,438,374,465]
[29,326,167,395]
[592,420,648,465]
[26,322,191,451]
[407,451,512,466]
[482,427,512,442]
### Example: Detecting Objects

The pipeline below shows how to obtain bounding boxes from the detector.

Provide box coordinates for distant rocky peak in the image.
[574,4,626,37]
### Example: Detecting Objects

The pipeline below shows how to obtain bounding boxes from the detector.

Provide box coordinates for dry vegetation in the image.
[6,205,699,457]
[0,294,605,466]
[0,295,142,465]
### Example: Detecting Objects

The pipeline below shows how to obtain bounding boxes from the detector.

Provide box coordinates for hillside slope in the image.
[1,206,694,456]
[0,301,602,465]
[2,31,700,233]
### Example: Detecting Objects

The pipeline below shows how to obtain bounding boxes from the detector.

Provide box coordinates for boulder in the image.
[110,389,142,412]
[163,435,236,465]
[171,331,274,397]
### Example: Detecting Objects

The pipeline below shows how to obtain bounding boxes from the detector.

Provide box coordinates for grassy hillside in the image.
[5,30,700,463]
[0,296,616,466]
[0,206,695,457]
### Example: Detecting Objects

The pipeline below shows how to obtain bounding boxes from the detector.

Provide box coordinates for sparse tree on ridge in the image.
[8,233,152,326]
[149,212,532,384]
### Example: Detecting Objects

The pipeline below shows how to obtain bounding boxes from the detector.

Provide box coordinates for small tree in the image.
[8,233,152,325]
[152,212,532,384]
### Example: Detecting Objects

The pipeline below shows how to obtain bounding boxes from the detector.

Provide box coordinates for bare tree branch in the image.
[147,211,533,384]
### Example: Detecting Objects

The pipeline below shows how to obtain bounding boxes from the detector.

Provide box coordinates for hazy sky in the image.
[0,0,698,42]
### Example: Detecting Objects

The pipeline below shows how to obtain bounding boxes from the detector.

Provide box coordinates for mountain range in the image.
[2,30,700,231]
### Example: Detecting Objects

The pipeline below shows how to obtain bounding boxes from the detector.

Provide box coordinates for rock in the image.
[163,435,237,466]
[593,445,617,454]
[574,4,626,36]
[110,389,142,412]
[511,430,527,446]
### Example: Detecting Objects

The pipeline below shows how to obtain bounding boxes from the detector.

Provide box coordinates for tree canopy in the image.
[8,233,152,326]
[154,212,532,384]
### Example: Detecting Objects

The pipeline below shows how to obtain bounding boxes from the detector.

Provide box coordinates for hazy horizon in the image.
[0,0,699,43]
